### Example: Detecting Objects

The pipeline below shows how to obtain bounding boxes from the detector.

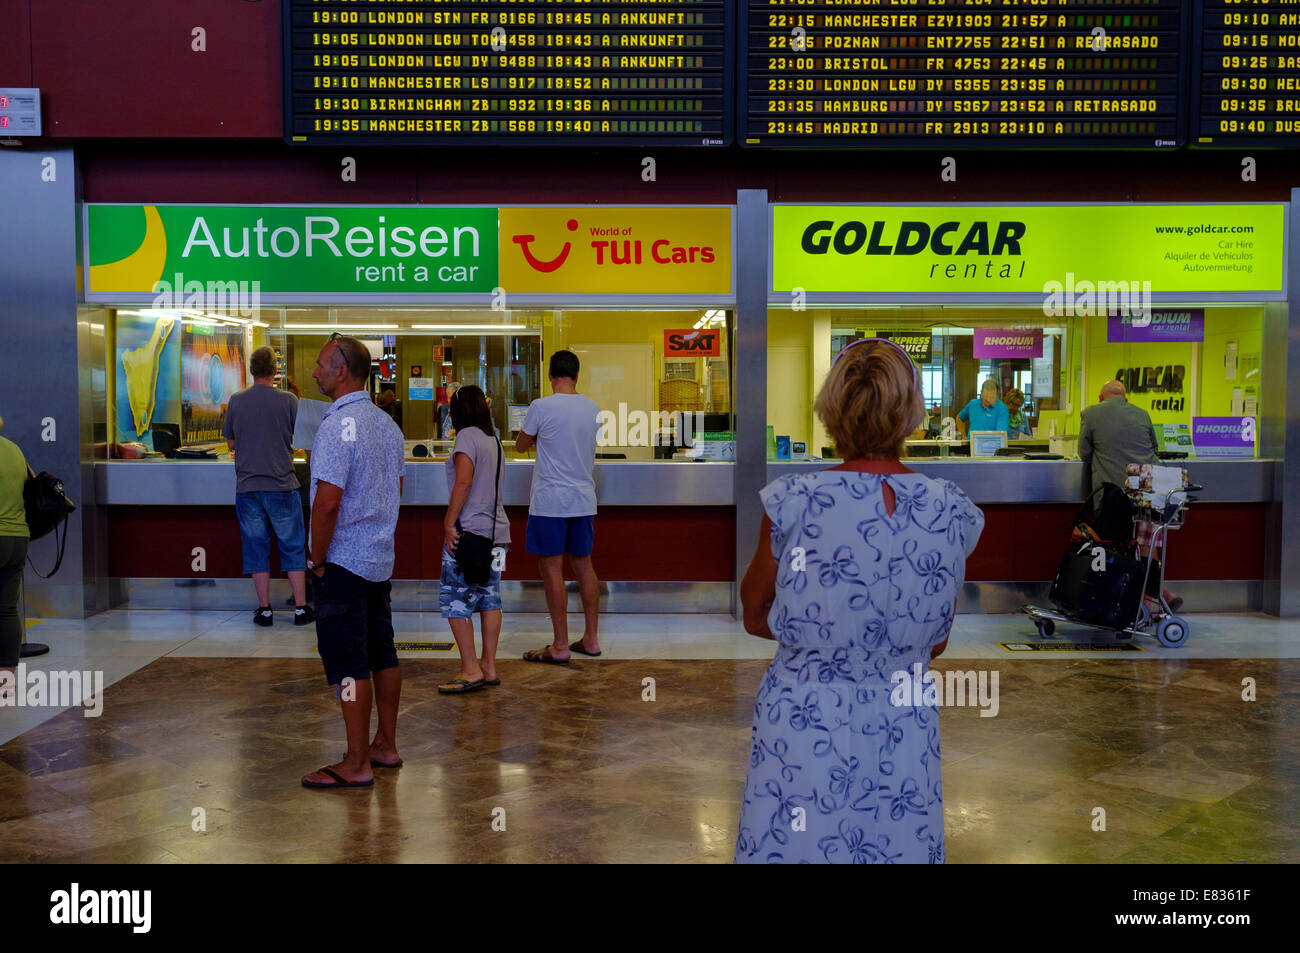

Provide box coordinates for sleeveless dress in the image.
[734,470,985,864]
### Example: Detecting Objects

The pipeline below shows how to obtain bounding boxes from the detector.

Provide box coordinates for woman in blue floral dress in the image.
[736,338,985,864]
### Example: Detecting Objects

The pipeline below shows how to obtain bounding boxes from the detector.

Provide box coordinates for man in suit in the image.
[1079,379,1180,610]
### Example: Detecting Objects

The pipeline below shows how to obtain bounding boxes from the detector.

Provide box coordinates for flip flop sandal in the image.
[483,678,501,687]
[523,647,570,665]
[370,757,403,768]
[438,677,488,694]
[302,767,374,790]
[569,640,602,657]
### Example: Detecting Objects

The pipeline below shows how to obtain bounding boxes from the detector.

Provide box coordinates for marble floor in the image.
[1,610,1297,862]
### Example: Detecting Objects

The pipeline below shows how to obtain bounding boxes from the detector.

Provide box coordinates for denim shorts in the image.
[525,515,595,557]
[235,490,306,575]
[439,546,506,619]
[314,562,398,685]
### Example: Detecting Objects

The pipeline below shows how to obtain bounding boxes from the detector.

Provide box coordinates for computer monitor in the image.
[151,423,181,458]
[969,430,1008,457]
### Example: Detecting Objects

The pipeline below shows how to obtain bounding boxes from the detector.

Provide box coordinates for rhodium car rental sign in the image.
[87,205,498,294]
[771,205,1286,296]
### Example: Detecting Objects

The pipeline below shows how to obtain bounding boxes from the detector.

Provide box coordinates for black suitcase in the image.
[1049,541,1147,629]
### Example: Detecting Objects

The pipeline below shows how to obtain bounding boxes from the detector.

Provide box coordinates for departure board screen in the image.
[283,0,732,146]
[742,0,1188,148]
[1192,0,1300,147]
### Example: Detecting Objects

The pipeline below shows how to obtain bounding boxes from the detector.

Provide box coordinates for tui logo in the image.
[512,218,578,272]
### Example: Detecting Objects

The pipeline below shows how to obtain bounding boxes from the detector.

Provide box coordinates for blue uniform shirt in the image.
[310,390,406,582]
[958,397,1010,433]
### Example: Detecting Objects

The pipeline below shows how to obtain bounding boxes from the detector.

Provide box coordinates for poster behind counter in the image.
[181,324,245,444]
[1192,416,1256,458]
[115,312,181,450]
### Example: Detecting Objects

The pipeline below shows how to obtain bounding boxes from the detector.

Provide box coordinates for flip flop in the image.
[302,767,374,790]
[370,757,403,768]
[569,639,602,657]
[483,677,501,687]
[438,677,488,694]
[523,646,570,665]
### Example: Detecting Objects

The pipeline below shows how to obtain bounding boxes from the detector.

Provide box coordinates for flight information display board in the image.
[1192,0,1300,147]
[284,0,732,146]
[742,0,1188,148]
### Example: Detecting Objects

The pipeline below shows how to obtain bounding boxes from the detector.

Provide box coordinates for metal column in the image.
[732,190,770,617]
[1265,190,1300,616]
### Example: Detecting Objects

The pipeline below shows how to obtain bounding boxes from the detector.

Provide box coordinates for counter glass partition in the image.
[104,306,734,466]
[769,305,1266,463]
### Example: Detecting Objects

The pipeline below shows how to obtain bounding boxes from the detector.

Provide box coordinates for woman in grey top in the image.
[439,386,510,694]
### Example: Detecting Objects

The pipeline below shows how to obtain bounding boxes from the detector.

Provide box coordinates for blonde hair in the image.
[1005,387,1025,408]
[815,340,924,460]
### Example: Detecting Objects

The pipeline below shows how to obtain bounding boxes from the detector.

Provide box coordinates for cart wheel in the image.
[1035,619,1055,638]
[1156,615,1189,648]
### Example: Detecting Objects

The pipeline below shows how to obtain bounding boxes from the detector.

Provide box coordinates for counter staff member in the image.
[302,335,406,790]
[223,346,312,628]
[1005,388,1032,438]
[516,350,602,664]
[956,380,1009,437]
[1079,380,1179,610]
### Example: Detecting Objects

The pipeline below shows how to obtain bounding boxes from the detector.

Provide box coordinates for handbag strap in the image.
[27,514,69,579]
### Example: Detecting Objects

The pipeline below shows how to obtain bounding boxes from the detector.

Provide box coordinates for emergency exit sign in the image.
[0,89,41,137]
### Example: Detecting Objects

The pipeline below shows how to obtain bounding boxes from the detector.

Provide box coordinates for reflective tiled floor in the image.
[1,610,1297,862]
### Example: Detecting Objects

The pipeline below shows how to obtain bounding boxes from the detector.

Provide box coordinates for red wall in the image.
[106,502,1261,583]
[106,505,736,582]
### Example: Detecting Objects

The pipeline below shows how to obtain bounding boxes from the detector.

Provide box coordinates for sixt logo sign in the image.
[664,329,720,357]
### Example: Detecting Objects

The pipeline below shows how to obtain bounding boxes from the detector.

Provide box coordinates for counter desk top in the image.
[94,458,1277,506]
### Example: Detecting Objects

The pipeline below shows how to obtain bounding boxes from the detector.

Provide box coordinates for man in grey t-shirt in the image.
[516,350,602,664]
[224,346,312,627]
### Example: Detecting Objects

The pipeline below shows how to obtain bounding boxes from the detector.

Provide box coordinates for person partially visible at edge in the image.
[956,379,1009,437]
[438,381,461,440]
[1079,379,1180,610]
[736,338,985,864]
[515,349,602,664]
[438,385,510,694]
[0,414,30,696]
[1005,387,1032,438]
[223,346,313,628]
[301,335,406,789]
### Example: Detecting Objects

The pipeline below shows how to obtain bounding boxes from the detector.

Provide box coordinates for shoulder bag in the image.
[24,464,77,578]
[454,436,502,586]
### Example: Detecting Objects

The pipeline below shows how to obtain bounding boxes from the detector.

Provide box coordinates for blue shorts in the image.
[235,490,306,575]
[313,562,398,685]
[525,515,595,558]
[439,546,506,619]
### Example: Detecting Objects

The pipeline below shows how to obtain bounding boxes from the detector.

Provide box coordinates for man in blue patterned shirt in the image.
[301,335,406,790]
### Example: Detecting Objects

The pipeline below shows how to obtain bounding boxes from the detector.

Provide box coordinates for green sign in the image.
[773,204,1286,295]
[87,204,498,295]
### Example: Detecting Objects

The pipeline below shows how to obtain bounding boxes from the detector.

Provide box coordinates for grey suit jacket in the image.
[1078,397,1159,493]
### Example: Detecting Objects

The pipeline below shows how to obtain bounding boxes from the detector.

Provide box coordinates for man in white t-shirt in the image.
[516,350,602,663]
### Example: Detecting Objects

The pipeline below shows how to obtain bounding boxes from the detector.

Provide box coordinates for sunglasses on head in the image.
[836,336,921,392]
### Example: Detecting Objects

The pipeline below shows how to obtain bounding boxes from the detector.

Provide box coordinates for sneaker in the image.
[254,606,274,627]
[294,605,316,626]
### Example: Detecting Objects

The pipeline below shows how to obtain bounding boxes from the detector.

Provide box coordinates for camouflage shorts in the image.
[439,546,505,618]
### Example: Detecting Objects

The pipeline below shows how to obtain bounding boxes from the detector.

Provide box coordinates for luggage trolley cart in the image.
[1022,473,1202,648]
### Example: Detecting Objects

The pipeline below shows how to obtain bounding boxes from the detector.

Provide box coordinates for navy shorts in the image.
[525,515,595,557]
[235,490,306,575]
[313,563,399,686]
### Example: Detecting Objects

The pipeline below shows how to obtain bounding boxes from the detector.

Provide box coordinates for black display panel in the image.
[284,0,732,146]
[1192,0,1300,147]
[741,0,1188,148]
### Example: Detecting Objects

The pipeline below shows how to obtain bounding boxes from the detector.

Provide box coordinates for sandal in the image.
[482,677,501,687]
[302,766,374,789]
[438,677,487,694]
[569,639,601,657]
[370,757,403,768]
[523,646,570,665]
